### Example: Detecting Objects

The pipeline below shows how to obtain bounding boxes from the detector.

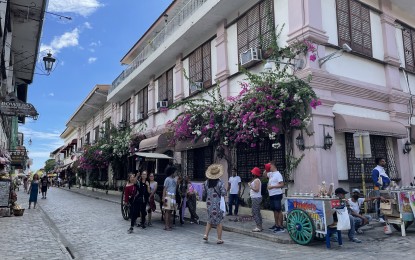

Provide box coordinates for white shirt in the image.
[228,176,241,194]
[249,179,262,198]
[267,171,283,196]
[348,198,365,214]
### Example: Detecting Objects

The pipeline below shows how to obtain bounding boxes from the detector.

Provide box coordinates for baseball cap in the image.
[264,163,271,172]
[334,187,349,195]
[352,188,360,194]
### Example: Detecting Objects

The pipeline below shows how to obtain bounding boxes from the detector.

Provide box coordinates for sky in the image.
[20,0,173,171]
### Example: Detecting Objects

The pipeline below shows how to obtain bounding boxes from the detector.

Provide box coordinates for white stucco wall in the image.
[332,103,390,120]
[274,0,289,46]
[370,12,384,61]
[182,59,190,97]
[211,38,217,83]
[227,24,239,76]
[325,47,386,87]
[400,71,415,94]
[321,0,338,45]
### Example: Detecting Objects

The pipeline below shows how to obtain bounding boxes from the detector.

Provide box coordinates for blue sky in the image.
[21,0,172,171]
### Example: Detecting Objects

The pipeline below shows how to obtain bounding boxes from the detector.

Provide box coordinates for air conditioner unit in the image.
[240,48,262,67]
[157,101,168,110]
[136,112,144,121]
[190,82,203,93]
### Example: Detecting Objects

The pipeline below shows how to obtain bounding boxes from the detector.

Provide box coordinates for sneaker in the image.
[273,227,286,233]
[350,238,362,243]
[127,228,133,234]
[356,228,363,234]
[378,218,385,223]
[226,213,233,216]
[269,225,277,230]
[148,222,152,227]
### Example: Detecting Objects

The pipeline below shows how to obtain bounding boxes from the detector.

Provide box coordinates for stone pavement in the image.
[1,186,415,259]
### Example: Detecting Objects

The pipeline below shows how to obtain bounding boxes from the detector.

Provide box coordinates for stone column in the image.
[147,78,156,129]
[215,20,230,98]
[174,54,184,102]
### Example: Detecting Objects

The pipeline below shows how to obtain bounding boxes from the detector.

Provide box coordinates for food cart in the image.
[380,188,415,236]
[285,195,341,245]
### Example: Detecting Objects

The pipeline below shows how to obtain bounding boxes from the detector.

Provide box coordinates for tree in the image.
[44,159,56,173]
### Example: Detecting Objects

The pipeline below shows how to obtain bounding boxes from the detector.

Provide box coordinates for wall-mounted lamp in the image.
[264,58,305,72]
[324,132,333,150]
[296,133,305,151]
[118,120,128,130]
[403,140,412,154]
[42,52,56,74]
[318,43,352,68]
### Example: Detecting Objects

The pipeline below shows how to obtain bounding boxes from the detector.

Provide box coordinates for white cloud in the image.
[84,22,92,29]
[89,40,101,47]
[40,28,80,55]
[48,93,54,97]
[48,0,103,17]
[88,57,97,64]
[19,126,62,142]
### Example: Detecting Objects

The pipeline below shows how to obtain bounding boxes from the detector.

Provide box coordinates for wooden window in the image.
[121,99,131,123]
[336,0,372,56]
[103,118,111,139]
[158,68,174,104]
[189,41,211,93]
[136,86,148,120]
[85,132,90,145]
[402,26,415,72]
[237,0,274,58]
[236,138,286,182]
[186,146,213,181]
[345,133,399,183]
[94,126,100,143]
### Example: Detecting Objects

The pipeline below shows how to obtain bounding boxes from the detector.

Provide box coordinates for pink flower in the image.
[290,118,302,127]
[309,54,316,62]
[310,99,322,109]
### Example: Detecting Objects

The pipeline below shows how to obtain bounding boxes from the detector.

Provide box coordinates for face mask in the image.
[352,194,359,200]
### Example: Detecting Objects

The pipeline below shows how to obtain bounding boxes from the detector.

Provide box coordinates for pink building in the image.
[108,0,415,195]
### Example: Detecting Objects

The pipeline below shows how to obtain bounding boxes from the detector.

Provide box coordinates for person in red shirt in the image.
[124,173,138,233]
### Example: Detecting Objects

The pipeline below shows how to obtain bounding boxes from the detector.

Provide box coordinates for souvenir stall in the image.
[380,182,415,236]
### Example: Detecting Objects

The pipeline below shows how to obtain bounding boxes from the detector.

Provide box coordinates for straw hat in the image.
[205,164,224,179]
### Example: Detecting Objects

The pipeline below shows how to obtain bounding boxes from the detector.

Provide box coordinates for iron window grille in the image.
[189,41,211,93]
[186,146,213,181]
[158,68,174,105]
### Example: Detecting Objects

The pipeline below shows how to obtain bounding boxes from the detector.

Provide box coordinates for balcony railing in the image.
[110,0,208,93]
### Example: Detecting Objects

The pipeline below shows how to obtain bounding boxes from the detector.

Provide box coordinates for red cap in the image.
[264,163,271,172]
[251,167,262,177]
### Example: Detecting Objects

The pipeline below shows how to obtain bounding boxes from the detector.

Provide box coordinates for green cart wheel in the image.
[286,209,315,245]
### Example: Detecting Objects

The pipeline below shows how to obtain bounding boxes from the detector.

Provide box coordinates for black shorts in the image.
[269,194,283,211]
[41,186,47,193]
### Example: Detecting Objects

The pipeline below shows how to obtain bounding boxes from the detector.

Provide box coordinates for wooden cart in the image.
[380,189,415,236]
[285,196,341,245]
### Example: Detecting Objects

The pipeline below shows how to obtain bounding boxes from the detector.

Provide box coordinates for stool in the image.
[326,226,342,248]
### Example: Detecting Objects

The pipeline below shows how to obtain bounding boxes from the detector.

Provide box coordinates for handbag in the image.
[220,196,226,213]
[336,207,351,230]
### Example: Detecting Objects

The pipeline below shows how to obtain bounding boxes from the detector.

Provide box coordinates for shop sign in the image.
[286,198,328,234]
[0,180,11,207]
[0,100,38,119]
[9,148,27,166]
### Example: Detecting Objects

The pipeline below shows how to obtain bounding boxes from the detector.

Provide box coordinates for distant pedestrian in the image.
[372,157,390,223]
[186,176,199,224]
[163,166,177,231]
[147,173,157,227]
[249,167,262,232]
[40,175,49,199]
[28,173,40,209]
[124,173,138,233]
[202,164,226,244]
[136,171,150,229]
[23,176,28,192]
[57,177,62,187]
[227,170,241,216]
[177,175,188,225]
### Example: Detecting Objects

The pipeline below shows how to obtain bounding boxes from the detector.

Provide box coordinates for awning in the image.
[139,133,172,152]
[334,113,407,138]
[174,138,209,152]
[135,152,173,160]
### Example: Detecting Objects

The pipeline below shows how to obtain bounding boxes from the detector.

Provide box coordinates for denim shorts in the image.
[269,194,283,211]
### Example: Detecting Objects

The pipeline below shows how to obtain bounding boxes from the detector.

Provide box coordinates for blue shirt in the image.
[164,176,177,194]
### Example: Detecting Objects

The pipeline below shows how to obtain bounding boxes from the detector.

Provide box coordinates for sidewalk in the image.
[60,186,405,245]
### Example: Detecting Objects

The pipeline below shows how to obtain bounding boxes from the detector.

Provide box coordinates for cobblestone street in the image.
[1,187,415,260]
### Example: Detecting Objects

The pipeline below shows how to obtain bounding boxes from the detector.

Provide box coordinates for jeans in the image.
[348,215,356,240]
[353,214,372,230]
[228,194,239,215]
[374,190,384,219]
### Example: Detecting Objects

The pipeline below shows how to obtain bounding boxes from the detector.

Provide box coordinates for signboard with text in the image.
[0,99,38,119]
[9,148,27,167]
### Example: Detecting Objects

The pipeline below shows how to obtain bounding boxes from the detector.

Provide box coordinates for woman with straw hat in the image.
[202,164,226,244]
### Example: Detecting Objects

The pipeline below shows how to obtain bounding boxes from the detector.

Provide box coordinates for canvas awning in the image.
[135,152,173,160]
[139,133,172,151]
[174,138,209,152]
[334,113,407,138]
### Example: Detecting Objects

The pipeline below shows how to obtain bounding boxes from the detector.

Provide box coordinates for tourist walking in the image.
[124,173,138,233]
[136,171,150,229]
[177,175,188,225]
[249,167,263,232]
[267,161,285,233]
[23,176,28,193]
[202,164,226,244]
[40,174,49,199]
[28,173,40,209]
[371,157,390,222]
[163,166,177,231]
[187,176,199,224]
[147,173,158,227]
[227,170,241,216]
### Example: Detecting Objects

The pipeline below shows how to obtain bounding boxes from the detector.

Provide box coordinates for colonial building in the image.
[106,0,415,195]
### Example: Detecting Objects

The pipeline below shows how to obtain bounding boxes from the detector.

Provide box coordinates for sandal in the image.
[217,239,224,244]
[203,235,208,241]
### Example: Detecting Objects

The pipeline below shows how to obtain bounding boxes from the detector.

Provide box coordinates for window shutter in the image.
[202,42,211,88]
[167,69,174,104]
[350,0,363,54]
[259,0,274,52]
[247,5,260,50]
[189,47,202,83]
[143,87,148,117]
[158,73,167,101]
[237,15,249,55]
[403,28,414,72]
[336,0,351,47]
[361,6,372,56]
